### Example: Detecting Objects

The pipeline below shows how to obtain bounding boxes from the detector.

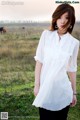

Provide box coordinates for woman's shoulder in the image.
[68,33,79,45]
[42,29,56,36]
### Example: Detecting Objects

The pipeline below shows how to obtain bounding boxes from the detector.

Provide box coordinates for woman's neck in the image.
[57,29,67,36]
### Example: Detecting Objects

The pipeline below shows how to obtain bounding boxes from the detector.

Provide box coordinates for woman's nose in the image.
[61,19,65,24]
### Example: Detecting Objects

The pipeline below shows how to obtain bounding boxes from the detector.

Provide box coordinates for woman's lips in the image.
[60,25,64,28]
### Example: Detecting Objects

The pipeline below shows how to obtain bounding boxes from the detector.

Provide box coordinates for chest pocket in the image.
[58,50,72,65]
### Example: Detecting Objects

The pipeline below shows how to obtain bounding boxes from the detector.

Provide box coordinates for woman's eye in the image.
[66,17,69,19]
[58,16,69,20]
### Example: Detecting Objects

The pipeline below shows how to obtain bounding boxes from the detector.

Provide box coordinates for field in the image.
[0,22,80,120]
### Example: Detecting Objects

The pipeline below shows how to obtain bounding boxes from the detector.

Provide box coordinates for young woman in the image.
[32,3,79,120]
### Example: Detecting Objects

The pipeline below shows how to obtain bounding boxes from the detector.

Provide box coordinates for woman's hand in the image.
[34,85,40,96]
[70,95,77,107]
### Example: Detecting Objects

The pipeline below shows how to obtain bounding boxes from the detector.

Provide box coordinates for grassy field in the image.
[0,22,80,120]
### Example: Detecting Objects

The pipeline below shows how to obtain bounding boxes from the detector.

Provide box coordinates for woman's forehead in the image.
[61,12,69,17]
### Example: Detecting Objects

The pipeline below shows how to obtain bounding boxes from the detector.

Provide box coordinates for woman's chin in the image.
[58,27,64,30]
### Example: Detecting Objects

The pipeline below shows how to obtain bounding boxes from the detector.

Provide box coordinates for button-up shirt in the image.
[32,30,79,111]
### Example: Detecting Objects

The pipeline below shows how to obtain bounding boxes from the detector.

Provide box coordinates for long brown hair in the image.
[50,3,75,33]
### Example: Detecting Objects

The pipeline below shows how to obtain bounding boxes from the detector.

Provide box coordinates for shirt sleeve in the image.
[67,41,79,72]
[34,30,46,64]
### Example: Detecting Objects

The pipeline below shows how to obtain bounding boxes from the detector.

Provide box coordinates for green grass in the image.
[0,23,80,120]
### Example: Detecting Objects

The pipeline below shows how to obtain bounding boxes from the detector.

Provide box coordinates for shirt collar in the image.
[55,30,69,39]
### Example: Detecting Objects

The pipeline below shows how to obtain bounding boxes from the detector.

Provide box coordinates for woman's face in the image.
[56,12,70,31]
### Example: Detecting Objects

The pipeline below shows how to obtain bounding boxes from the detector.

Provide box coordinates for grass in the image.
[0,22,80,120]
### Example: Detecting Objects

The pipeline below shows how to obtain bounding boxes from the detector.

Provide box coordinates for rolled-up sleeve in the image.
[67,41,79,72]
[34,30,46,64]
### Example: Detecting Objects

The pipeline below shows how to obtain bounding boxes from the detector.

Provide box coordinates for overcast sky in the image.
[0,0,80,22]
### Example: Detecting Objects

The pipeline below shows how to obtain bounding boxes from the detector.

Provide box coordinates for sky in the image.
[0,0,80,22]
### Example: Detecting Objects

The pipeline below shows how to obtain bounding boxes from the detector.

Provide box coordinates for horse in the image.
[0,27,6,34]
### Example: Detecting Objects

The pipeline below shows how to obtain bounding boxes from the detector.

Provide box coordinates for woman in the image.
[32,3,79,120]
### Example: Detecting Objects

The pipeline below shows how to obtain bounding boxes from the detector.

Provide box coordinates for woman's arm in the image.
[67,41,79,107]
[33,30,46,96]
[67,72,77,107]
[34,61,43,96]
[67,72,77,94]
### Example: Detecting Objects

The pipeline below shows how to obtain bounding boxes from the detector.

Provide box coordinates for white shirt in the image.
[32,30,79,111]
